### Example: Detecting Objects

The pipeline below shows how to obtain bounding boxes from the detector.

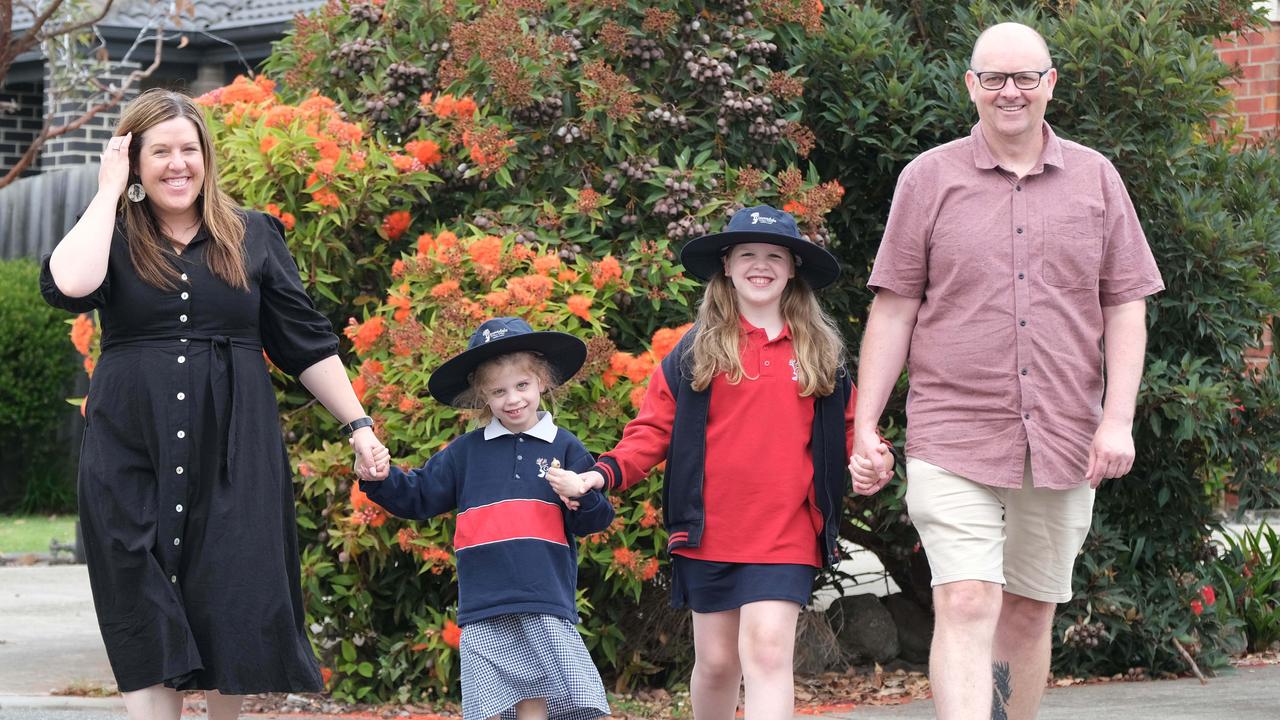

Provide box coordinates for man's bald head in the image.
[970,22,1052,70]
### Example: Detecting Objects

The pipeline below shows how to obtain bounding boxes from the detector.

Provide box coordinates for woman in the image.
[40,88,385,719]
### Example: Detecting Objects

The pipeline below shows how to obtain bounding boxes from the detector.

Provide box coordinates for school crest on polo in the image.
[536,458,553,478]
[789,358,799,382]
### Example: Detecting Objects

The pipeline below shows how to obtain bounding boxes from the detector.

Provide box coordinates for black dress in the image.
[40,211,333,693]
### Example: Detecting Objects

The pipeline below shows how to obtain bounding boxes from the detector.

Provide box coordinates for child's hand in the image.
[545,465,589,499]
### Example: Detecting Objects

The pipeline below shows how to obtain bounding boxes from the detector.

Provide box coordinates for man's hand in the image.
[851,431,895,496]
[1085,418,1135,488]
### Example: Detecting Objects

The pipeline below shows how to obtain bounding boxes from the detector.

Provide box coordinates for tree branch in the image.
[0,0,115,82]
[0,25,163,189]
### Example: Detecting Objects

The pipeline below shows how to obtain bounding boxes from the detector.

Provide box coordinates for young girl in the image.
[356,316,612,720]
[546,205,891,718]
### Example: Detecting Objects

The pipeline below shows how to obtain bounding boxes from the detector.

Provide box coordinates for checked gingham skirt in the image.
[459,613,610,720]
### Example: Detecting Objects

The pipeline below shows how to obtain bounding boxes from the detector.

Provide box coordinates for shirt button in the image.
[181,292,189,300]
[1018,273,1025,280]
[515,474,521,479]
[176,504,184,513]
[176,466,184,475]
[764,360,770,366]
[517,455,523,460]
[177,392,186,400]
[1019,320,1027,327]
[1015,185,1022,192]
[170,575,178,584]
[518,437,524,443]
[1016,227,1024,234]
[173,538,181,546]
[1020,368,1028,376]
[179,314,188,322]
[1024,413,1031,419]
[178,356,186,364]
[180,338,188,343]
[177,430,186,439]
[180,273,188,281]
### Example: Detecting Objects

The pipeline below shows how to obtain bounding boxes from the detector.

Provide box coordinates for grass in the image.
[0,513,77,554]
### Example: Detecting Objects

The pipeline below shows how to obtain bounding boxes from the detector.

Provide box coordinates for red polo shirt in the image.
[602,318,856,566]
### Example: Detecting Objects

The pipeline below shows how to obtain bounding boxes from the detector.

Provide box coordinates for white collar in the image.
[483,410,558,442]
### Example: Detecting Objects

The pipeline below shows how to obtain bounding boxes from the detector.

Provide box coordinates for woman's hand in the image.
[350,427,390,480]
[99,133,133,199]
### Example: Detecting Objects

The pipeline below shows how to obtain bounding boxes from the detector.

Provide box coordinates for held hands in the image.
[1085,418,1135,488]
[350,426,391,482]
[850,431,895,496]
[545,466,605,510]
[100,133,133,199]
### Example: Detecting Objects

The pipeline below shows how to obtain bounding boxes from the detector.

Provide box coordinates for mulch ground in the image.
[55,651,1280,718]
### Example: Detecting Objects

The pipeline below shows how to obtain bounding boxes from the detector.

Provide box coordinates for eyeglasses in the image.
[971,68,1053,91]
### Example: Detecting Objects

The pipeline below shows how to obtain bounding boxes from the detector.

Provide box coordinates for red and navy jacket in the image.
[590,327,854,567]
[360,413,614,626]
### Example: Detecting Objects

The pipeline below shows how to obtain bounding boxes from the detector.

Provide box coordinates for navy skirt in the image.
[670,556,816,613]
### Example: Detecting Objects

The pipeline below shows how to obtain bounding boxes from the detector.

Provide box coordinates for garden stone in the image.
[884,593,934,663]
[826,593,899,664]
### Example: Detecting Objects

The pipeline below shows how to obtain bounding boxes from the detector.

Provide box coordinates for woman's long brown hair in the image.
[118,89,247,290]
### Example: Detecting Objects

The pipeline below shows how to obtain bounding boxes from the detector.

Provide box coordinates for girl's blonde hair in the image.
[687,259,845,397]
[118,88,248,291]
[456,351,561,424]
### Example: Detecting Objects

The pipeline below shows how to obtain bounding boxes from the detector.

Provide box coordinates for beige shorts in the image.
[904,455,1095,603]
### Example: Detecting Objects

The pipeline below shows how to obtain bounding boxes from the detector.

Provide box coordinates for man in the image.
[850,22,1164,720]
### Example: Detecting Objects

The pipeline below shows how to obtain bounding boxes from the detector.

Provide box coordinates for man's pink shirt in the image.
[868,122,1164,489]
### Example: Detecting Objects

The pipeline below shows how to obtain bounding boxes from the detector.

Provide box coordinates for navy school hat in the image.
[679,204,840,289]
[427,317,587,407]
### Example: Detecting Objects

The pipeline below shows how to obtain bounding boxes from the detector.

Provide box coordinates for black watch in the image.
[340,416,374,437]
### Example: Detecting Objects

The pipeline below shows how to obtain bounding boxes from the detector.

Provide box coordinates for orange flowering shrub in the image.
[290,227,695,700]
[229,0,850,700]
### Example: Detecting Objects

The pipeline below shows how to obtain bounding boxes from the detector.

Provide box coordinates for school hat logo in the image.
[481,328,510,344]
[679,204,841,289]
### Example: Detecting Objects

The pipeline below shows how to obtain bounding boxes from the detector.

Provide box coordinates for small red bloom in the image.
[1200,585,1216,606]
[1190,599,1204,616]
[442,619,462,649]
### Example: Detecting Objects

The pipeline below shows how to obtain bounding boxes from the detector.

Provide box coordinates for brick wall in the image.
[39,63,141,169]
[0,82,46,178]
[1216,18,1280,138]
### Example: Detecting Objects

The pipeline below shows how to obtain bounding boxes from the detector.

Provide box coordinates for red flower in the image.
[442,619,462,649]
[405,139,442,166]
[320,666,333,685]
[567,294,592,321]
[612,546,638,569]
[1200,585,1216,606]
[70,314,95,356]
[590,255,623,289]
[382,211,412,240]
[1190,599,1204,616]
[345,315,386,355]
[349,484,388,527]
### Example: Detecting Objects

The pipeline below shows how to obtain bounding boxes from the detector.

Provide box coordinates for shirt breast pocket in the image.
[1042,215,1103,290]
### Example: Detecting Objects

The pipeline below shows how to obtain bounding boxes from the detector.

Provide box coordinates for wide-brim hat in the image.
[428,316,587,407]
[679,204,840,289]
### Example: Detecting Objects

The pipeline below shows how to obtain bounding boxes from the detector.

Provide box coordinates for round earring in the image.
[126,183,146,203]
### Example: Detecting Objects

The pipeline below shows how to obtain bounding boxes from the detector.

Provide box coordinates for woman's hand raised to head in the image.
[99,133,133,199]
